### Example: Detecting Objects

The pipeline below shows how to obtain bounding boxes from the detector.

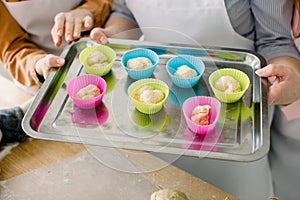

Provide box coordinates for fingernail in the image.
[74,32,80,38]
[255,69,263,75]
[66,35,72,42]
[57,58,64,64]
[57,29,63,36]
[85,21,91,28]
[100,36,107,43]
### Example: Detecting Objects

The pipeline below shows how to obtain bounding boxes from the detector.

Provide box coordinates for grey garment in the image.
[111,0,300,61]
[269,106,300,200]
[111,0,139,26]
[153,153,273,200]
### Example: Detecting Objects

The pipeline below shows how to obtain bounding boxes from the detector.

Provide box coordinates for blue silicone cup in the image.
[121,48,159,80]
[166,55,205,88]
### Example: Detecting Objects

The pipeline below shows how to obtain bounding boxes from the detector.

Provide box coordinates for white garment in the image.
[2,0,82,55]
[126,0,254,50]
[126,0,273,199]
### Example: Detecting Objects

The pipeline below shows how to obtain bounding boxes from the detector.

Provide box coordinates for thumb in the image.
[90,27,108,44]
[37,55,65,79]
[255,64,286,78]
[45,55,65,67]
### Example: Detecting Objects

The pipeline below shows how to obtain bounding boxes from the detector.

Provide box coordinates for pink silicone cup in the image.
[67,74,107,109]
[182,96,221,134]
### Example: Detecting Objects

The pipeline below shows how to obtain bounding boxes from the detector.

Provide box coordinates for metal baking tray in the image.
[22,38,269,162]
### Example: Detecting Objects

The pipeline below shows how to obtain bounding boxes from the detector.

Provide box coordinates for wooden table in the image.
[0,76,239,200]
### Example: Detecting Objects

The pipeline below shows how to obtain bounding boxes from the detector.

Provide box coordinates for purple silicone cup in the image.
[67,74,107,109]
[182,96,221,134]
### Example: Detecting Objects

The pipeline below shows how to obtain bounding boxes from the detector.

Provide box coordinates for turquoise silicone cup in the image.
[79,45,116,76]
[166,55,205,88]
[208,68,250,103]
[127,78,169,114]
[121,48,159,80]
[67,74,107,109]
[182,96,221,134]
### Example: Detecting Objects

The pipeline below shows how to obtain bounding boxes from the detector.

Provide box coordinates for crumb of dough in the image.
[174,65,197,78]
[87,50,108,66]
[191,105,211,125]
[76,84,101,99]
[214,75,241,93]
[151,189,189,200]
[268,197,281,200]
[127,57,153,70]
[134,85,164,104]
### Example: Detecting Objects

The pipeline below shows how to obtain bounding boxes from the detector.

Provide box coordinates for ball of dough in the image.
[140,89,164,104]
[151,189,189,200]
[174,65,197,78]
[126,57,153,70]
[214,75,241,93]
[134,85,164,104]
[87,50,108,65]
[191,105,211,126]
[76,84,101,99]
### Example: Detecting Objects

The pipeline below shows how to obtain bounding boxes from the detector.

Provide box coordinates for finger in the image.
[73,17,82,39]
[268,84,282,105]
[90,28,108,44]
[65,15,75,43]
[292,9,300,38]
[82,16,93,31]
[51,26,63,47]
[268,81,294,105]
[52,13,66,47]
[45,55,65,67]
[255,64,287,78]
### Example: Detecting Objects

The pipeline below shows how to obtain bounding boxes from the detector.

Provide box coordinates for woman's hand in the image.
[35,55,65,79]
[51,9,94,47]
[256,62,300,105]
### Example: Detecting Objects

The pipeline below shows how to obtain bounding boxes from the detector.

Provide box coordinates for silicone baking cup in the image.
[79,45,116,76]
[67,74,107,109]
[209,68,250,103]
[128,78,169,114]
[182,96,221,134]
[121,48,159,80]
[166,55,205,88]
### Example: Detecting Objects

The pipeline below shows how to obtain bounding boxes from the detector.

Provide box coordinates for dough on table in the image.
[134,85,164,104]
[214,75,241,93]
[174,65,197,78]
[76,84,101,99]
[151,189,189,200]
[191,105,211,125]
[126,57,153,70]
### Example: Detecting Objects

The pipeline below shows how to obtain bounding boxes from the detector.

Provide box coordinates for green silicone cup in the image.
[128,78,169,114]
[79,45,116,76]
[209,68,250,103]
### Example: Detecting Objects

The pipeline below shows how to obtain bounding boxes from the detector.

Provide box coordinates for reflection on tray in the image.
[182,128,219,152]
[131,108,169,131]
[71,102,109,128]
